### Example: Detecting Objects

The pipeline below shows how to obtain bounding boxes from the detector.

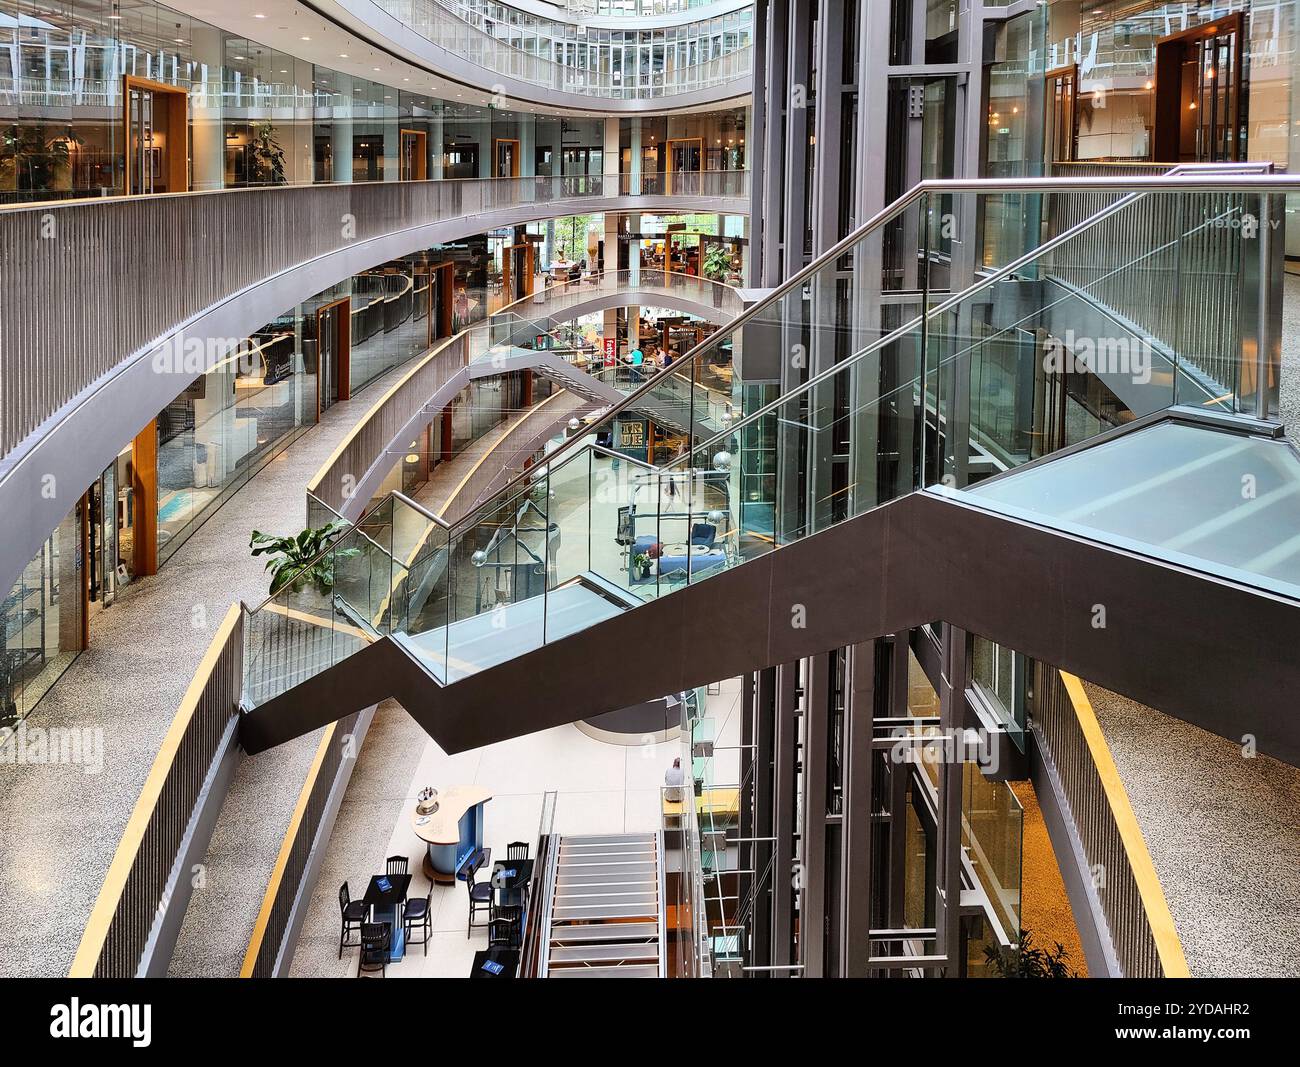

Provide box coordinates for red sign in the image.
[603,337,617,368]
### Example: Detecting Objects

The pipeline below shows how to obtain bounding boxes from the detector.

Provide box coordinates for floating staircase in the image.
[541,833,666,978]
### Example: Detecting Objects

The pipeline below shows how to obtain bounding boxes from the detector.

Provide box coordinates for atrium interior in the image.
[1,0,1299,991]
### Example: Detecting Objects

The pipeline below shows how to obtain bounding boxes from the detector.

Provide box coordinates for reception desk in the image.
[410,786,493,884]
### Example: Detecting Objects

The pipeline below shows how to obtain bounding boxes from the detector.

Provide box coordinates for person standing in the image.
[664,757,685,802]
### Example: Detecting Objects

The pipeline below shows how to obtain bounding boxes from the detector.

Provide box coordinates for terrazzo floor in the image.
[0,360,416,979]
[166,409,550,976]
[1085,681,1300,978]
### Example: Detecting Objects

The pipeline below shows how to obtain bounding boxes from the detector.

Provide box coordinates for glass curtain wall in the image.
[0,511,83,728]
[0,0,737,204]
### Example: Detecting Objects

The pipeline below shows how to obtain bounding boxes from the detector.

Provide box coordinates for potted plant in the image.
[983,930,1079,978]
[2,124,82,195]
[702,243,732,304]
[250,120,287,186]
[249,520,356,596]
[632,551,652,581]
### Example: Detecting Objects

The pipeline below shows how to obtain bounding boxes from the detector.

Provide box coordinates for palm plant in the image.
[249,521,356,595]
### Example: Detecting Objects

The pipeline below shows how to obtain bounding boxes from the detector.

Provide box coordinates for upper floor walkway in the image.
[0,171,749,603]
[298,0,752,108]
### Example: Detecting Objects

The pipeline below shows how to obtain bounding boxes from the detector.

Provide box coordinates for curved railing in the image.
[0,171,749,465]
[307,267,742,522]
[368,0,752,100]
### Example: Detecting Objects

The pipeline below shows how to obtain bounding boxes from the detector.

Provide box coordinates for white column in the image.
[189,26,224,191]
[603,115,620,193]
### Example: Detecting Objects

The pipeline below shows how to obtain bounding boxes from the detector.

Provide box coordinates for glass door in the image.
[126,86,156,195]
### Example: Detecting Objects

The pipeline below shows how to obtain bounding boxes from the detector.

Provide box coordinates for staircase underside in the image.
[240,487,1300,766]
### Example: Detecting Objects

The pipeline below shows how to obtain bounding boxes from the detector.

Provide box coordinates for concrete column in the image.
[603,116,620,193]
[290,58,313,186]
[428,107,444,180]
[329,73,354,184]
[629,117,642,196]
[189,25,224,191]
[477,115,493,178]
[628,212,640,285]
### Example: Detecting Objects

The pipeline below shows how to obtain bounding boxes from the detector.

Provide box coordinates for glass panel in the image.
[966,421,1300,599]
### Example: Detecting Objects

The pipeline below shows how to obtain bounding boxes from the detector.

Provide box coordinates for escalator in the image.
[238,167,1300,769]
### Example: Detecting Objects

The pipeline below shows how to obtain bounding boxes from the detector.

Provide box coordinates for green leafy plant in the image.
[250,120,287,185]
[632,551,651,578]
[702,243,733,282]
[983,930,1079,978]
[249,521,356,595]
[1,125,82,192]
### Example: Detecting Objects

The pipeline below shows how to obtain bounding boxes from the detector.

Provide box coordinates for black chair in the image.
[506,841,530,861]
[487,917,518,948]
[385,855,409,877]
[357,922,390,977]
[404,890,432,957]
[465,858,493,938]
[491,903,523,948]
[338,882,368,959]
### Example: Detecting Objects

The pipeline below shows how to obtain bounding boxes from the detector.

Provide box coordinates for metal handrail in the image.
[677,162,1275,465]
[435,164,1282,533]
[0,168,751,216]
[241,166,1280,628]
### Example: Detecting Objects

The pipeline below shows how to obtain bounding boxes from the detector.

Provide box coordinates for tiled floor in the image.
[290,677,744,978]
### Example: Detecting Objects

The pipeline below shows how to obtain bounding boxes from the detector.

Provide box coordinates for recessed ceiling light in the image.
[254,12,266,17]
[300,35,311,41]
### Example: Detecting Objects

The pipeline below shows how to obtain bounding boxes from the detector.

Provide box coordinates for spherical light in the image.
[707,510,724,525]
[471,550,487,567]
[567,417,581,431]
[712,450,732,471]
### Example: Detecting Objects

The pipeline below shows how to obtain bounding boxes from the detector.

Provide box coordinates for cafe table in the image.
[362,872,412,963]
[491,858,535,910]
[471,947,520,978]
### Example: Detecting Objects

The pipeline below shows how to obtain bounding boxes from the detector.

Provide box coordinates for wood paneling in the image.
[131,419,158,577]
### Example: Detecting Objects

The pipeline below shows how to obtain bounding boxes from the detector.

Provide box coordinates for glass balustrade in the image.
[241,178,1280,705]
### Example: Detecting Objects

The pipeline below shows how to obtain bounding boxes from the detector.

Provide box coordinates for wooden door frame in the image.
[79,493,91,648]
[421,261,455,344]
[1153,12,1244,163]
[400,128,428,181]
[493,137,521,178]
[315,297,352,420]
[131,419,158,577]
[122,75,189,195]
[664,137,702,194]
[1043,64,1078,167]
[501,242,535,301]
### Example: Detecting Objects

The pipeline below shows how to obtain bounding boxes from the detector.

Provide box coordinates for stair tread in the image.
[547,943,660,963]
[547,964,659,978]
[548,922,659,943]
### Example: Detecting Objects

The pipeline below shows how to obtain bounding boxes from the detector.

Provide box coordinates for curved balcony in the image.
[317,0,753,109]
[0,171,749,599]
